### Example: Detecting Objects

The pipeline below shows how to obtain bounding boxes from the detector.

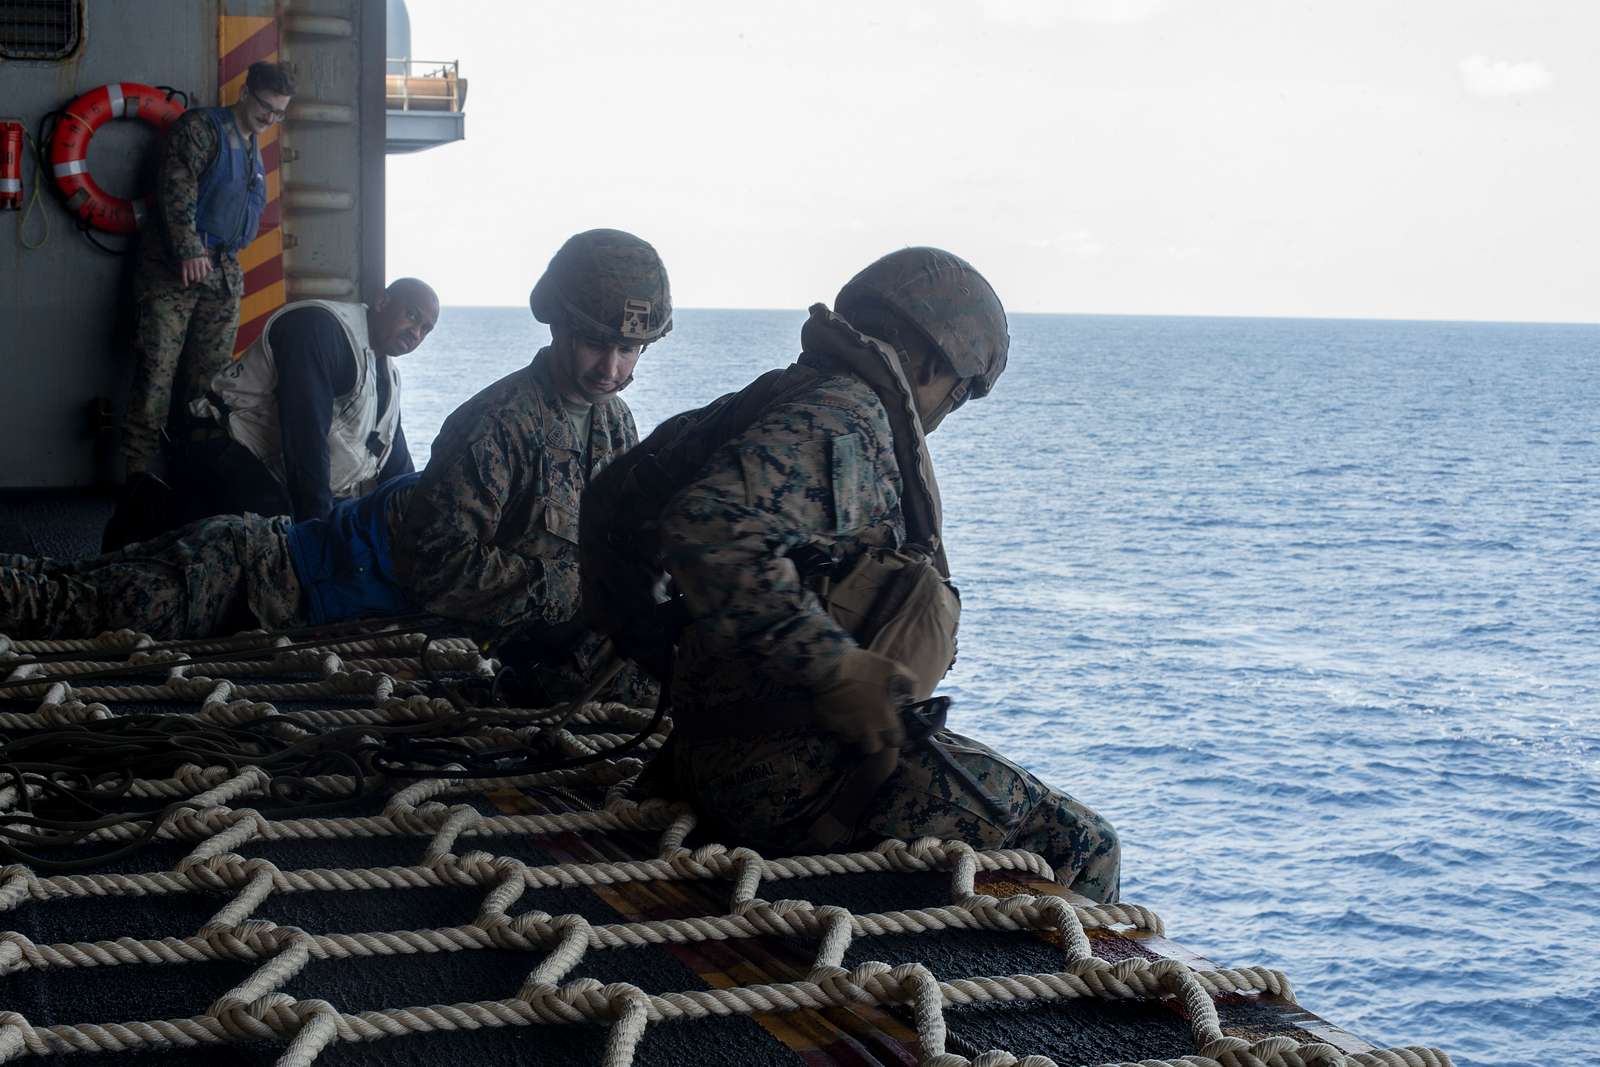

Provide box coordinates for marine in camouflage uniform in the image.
[393,229,672,705]
[3,233,673,670]
[0,516,302,641]
[648,249,1121,902]
[394,353,636,635]
[124,63,293,474]
[0,474,413,644]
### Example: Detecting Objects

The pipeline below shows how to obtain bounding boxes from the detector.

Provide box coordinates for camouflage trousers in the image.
[675,728,1121,903]
[123,254,242,474]
[0,514,303,642]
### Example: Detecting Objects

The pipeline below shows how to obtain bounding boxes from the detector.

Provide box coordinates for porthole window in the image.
[0,0,82,61]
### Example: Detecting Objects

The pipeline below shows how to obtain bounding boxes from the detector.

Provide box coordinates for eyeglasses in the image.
[248,89,288,122]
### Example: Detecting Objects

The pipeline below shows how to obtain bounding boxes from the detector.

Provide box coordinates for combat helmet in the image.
[529,229,673,346]
[835,247,1009,400]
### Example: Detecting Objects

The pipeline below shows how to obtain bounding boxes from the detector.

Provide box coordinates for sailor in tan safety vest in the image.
[102,279,441,550]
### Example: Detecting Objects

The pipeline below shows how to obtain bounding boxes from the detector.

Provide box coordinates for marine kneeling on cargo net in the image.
[581,246,1121,903]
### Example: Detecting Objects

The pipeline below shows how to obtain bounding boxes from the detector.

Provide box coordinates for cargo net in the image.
[0,628,1454,1067]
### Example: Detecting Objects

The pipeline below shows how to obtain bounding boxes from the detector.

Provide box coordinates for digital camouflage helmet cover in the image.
[835,247,1009,399]
[529,229,673,346]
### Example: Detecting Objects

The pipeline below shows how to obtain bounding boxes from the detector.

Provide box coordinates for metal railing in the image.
[384,58,465,113]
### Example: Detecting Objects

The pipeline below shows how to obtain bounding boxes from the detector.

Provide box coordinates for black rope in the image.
[0,623,673,869]
[35,110,58,168]
[154,85,190,109]
[0,615,448,694]
[76,220,135,256]
[9,612,443,666]
[373,643,673,780]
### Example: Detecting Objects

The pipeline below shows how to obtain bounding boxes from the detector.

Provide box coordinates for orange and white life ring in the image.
[49,83,186,235]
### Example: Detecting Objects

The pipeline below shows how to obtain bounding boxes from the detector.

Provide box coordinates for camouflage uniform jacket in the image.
[393,348,638,634]
[658,325,907,727]
[147,108,245,294]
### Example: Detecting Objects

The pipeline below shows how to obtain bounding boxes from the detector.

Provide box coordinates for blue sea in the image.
[403,308,1599,1067]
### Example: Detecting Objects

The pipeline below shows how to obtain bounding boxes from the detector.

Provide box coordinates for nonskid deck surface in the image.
[0,491,116,562]
[0,629,1453,1067]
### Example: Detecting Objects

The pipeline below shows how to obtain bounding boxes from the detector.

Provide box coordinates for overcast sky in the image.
[386,0,1596,322]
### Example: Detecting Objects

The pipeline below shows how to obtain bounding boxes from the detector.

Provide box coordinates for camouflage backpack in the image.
[580,305,958,695]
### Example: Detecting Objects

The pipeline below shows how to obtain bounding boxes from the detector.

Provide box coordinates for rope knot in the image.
[519,980,559,1004]
[807,964,858,1001]
[176,804,247,837]
[1107,957,1148,984]
[0,1010,40,1061]
[0,867,36,912]
[502,909,552,938]
[558,976,604,1000]
[940,839,978,863]
[631,796,675,820]
[845,960,896,1002]
[452,850,510,881]
[601,786,641,816]
[666,842,725,877]
[172,763,214,790]
[127,647,187,667]
[600,981,649,1017]
[211,992,298,1041]
[747,896,815,921]
[337,668,377,691]
[517,913,593,990]
[0,932,35,975]
[199,919,280,959]
[96,628,150,650]
[201,917,281,950]
[1197,1035,1256,1060]
[178,852,254,890]
[1146,957,1189,981]
[728,846,763,865]
[1294,1042,1351,1066]
[689,842,729,865]
[728,899,786,933]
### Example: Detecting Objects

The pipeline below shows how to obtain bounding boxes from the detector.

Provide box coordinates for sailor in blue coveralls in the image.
[121,60,295,478]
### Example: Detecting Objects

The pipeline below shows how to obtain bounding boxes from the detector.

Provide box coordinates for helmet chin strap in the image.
[920,394,956,434]
[918,375,967,433]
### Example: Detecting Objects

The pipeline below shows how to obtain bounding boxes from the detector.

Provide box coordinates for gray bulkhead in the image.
[0,0,386,489]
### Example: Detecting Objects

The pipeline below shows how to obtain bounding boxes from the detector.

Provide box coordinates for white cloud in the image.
[1459,55,1554,97]
[979,0,1164,28]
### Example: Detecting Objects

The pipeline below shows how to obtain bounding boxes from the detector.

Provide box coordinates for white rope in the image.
[0,627,1454,1067]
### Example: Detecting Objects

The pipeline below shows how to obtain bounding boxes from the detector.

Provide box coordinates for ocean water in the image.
[402,308,1600,1067]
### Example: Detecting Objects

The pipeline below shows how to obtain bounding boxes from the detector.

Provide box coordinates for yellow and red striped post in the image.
[218,14,285,355]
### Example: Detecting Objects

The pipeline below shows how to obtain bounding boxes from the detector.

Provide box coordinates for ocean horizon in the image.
[427,305,1600,328]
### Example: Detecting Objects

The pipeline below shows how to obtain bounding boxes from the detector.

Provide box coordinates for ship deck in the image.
[0,495,1450,1066]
